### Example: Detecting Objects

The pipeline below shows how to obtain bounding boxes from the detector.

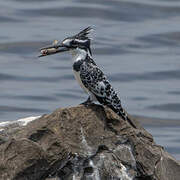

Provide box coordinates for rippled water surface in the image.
[0,0,180,159]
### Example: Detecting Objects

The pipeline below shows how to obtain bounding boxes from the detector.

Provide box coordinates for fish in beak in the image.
[38,40,69,57]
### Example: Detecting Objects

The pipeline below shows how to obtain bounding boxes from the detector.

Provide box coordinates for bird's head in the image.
[39,27,93,58]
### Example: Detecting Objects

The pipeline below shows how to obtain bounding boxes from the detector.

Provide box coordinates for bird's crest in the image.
[75,26,93,40]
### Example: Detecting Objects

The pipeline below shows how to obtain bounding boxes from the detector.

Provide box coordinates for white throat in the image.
[70,48,89,62]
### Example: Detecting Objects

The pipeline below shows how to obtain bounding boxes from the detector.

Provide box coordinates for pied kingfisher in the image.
[39,27,136,128]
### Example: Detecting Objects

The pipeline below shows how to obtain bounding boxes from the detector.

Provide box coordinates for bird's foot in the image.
[80,97,94,107]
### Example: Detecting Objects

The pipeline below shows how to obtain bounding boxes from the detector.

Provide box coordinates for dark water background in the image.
[0,0,180,159]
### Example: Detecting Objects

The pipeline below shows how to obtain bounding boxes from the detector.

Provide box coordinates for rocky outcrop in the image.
[0,104,180,180]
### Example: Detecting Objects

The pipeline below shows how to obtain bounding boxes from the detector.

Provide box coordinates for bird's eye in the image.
[71,40,76,45]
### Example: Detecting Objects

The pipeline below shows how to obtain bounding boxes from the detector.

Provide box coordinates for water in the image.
[0,0,180,159]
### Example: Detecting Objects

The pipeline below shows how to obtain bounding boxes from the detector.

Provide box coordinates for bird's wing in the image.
[79,60,121,108]
[80,58,136,128]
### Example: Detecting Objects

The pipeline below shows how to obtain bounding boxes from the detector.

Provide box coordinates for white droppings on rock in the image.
[117,163,132,180]
[89,160,101,180]
[80,127,93,156]
[80,127,102,180]
[0,116,41,129]
[17,116,41,126]
[0,121,11,127]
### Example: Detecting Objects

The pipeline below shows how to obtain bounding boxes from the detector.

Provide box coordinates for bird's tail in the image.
[109,105,136,128]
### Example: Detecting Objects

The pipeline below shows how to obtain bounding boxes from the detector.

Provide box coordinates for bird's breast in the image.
[73,69,89,94]
[73,59,84,72]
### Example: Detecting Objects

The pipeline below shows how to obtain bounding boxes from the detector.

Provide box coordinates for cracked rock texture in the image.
[0,104,180,180]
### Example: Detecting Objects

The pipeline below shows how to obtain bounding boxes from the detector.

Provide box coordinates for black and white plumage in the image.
[39,27,136,128]
[74,52,130,122]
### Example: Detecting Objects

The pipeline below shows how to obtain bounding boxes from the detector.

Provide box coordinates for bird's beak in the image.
[38,41,69,57]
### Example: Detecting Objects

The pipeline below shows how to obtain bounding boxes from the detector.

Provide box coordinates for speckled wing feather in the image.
[79,57,128,121]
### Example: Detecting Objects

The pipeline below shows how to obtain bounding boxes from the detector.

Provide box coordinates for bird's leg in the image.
[81,96,94,106]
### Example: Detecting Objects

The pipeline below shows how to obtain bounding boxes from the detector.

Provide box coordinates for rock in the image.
[0,104,179,180]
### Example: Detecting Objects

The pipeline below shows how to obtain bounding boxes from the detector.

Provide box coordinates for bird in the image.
[39,27,136,128]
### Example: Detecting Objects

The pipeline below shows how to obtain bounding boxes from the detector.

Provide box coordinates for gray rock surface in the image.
[0,104,180,180]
